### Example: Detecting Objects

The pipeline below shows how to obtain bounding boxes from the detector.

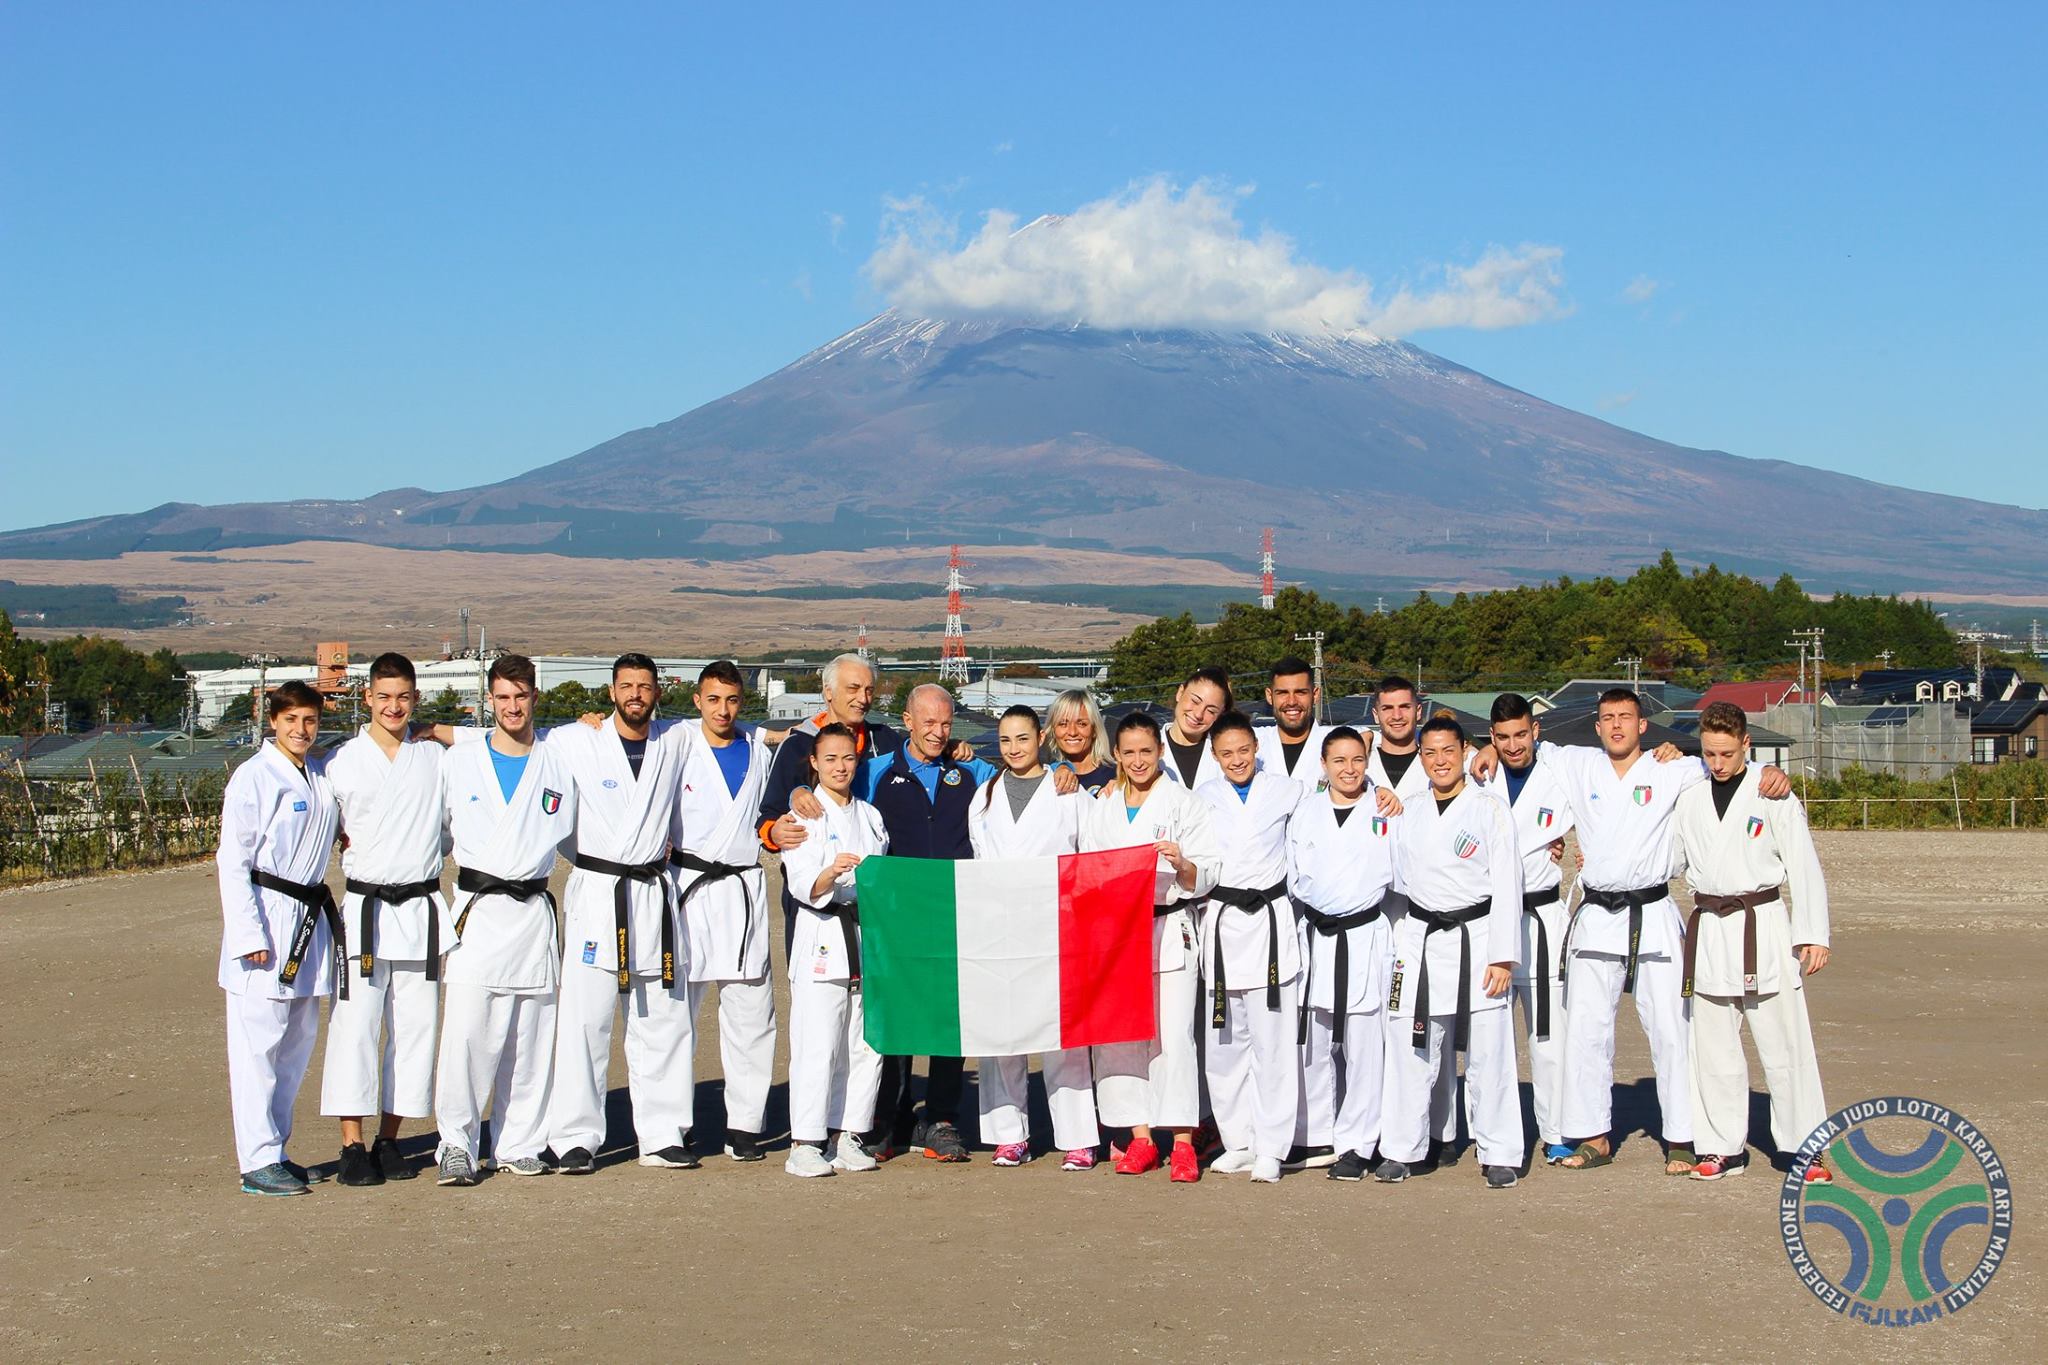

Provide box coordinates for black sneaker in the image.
[723,1130,765,1162]
[1374,1158,1411,1184]
[1286,1143,1338,1171]
[1484,1164,1520,1189]
[240,1162,308,1197]
[1429,1138,1463,1168]
[337,1142,384,1187]
[922,1120,971,1162]
[1327,1150,1370,1182]
[373,1136,416,1181]
[557,1146,596,1175]
[638,1145,701,1170]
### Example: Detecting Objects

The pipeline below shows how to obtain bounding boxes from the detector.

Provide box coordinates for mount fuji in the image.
[8,311,2044,595]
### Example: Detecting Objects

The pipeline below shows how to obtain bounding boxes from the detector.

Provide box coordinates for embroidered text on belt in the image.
[669,849,759,974]
[1521,886,1561,1039]
[1568,883,1669,995]
[250,869,348,1000]
[453,867,556,937]
[344,876,443,981]
[1683,887,1775,998]
[1207,881,1288,1034]
[1295,899,1385,1046]
[1406,898,1490,1052]
[570,853,675,993]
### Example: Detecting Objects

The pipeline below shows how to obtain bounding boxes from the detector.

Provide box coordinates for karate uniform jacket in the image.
[1472,751,1577,979]
[782,793,888,985]
[327,728,458,962]
[1077,778,1221,975]
[215,742,341,998]
[967,772,1082,860]
[1672,767,1830,996]
[549,716,691,977]
[1255,723,1332,785]
[1539,740,1707,961]
[1286,791,1397,1014]
[669,722,774,982]
[1193,771,1304,988]
[1387,785,1521,1021]
[440,731,577,993]
[1159,726,1228,791]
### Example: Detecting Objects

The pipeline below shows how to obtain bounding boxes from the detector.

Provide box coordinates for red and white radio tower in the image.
[938,544,971,685]
[856,616,872,662]
[1259,527,1276,610]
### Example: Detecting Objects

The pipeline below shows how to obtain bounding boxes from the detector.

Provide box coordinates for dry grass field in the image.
[1,831,2041,1361]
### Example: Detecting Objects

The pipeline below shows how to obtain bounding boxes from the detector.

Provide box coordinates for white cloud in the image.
[862,177,1568,338]
[992,140,1013,155]
[1623,274,1659,304]
[1598,389,1639,411]
[790,268,814,302]
[825,212,846,249]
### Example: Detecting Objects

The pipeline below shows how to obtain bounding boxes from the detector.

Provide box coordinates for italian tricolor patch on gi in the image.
[540,788,562,814]
[1747,815,1765,839]
[855,846,1157,1057]
[1454,832,1480,859]
[1536,806,1556,828]
[1371,815,1389,837]
[1632,785,1653,806]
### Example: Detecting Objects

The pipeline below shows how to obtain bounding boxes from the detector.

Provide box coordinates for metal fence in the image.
[4,760,231,883]
[1805,794,2048,831]
[1763,701,1970,780]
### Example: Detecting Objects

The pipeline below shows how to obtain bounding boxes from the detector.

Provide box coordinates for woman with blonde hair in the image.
[1045,688,1115,792]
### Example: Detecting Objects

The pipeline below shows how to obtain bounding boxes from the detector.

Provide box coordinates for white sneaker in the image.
[1211,1148,1257,1174]
[1250,1156,1283,1184]
[784,1143,835,1178]
[830,1133,879,1173]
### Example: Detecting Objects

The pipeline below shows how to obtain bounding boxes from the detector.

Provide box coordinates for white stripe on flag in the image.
[954,857,1062,1057]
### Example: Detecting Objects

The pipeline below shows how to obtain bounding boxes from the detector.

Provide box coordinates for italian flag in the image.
[855,845,1157,1057]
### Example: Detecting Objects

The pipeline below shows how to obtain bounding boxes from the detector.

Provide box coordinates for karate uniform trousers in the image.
[1094,908,1202,1130]
[437,985,556,1164]
[1688,901,1828,1158]
[227,994,324,1172]
[323,953,441,1119]
[1558,906,1693,1146]
[550,964,696,1156]
[978,1051,1099,1152]
[1206,979,1302,1163]
[1383,1005,1522,1168]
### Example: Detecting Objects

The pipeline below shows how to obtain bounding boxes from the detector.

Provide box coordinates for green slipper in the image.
[1560,1141,1613,1170]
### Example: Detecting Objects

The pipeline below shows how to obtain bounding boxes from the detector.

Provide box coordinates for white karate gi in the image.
[1287,791,1396,1160]
[1194,771,1304,1164]
[1367,745,1434,805]
[781,793,890,1144]
[321,729,457,1121]
[216,742,340,1173]
[1255,724,1332,784]
[1383,786,1524,1168]
[1541,741,1705,1146]
[1672,768,1831,1159]
[434,731,576,1164]
[1159,726,1228,791]
[968,772,1095,1152]
[670,722,778,1138]
[546,717,696,1158]
[1079,779,1221,1130]
[1473,753,1577,1147]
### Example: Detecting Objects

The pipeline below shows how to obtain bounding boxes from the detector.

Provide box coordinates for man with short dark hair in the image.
[1255,656,1333,782]
[1366,676,1431,801]
[546,653,701,1175]
[669,660,779,1161]
[322,652,458,1187]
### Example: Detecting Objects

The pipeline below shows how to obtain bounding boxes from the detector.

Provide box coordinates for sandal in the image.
[1558,1140,1612,1170]
[1664,1145,1697,1176]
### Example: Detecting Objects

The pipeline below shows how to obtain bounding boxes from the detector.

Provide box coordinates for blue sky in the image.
[4,3,2042,530]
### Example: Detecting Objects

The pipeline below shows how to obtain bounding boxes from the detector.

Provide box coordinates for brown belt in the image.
[1683,888,1777,998]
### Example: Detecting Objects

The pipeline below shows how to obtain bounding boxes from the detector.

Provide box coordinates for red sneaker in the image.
[1804,1157,1833,1185]
[1169,1141,1201,1183]
[1113,1137,1160,1175]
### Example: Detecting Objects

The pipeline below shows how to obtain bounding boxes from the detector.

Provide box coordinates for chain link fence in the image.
[4,761,231,884]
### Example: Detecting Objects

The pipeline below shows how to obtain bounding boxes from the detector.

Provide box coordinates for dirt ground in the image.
[1,831,2041,1361]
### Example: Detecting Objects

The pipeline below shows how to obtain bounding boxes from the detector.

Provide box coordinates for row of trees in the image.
[0,611,189,734]
[1104,554,1963,699]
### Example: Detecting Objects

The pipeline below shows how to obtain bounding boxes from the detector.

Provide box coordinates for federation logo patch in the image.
[942,768,963,786]
[602,778,619,789]
[540,787,562,815]
[1454,831,1480,859]
[1371,815,1389,837]
[1748,814,1766,839]
[581,940,598,964]
[1632,785,1653,806]
[1537,805,1556,829]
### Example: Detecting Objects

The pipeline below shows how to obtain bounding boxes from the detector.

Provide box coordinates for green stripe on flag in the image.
[856,856,964,1056]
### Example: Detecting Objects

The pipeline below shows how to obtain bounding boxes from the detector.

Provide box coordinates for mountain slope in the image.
[5,313,2043,593]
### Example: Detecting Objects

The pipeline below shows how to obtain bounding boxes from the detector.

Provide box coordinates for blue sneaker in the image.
[241,1162,309,1197]
[1544,1143,1576,1165]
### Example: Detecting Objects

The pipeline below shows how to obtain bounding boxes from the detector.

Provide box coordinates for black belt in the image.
[251,869,348,1000]
[1296,899,1385,1046]
[1683,888,1774,998]
[1407,899,1490,1052]
[670,849,759,975]
[816,903,861,981]
[1207,881,1288,1034]
[1522,886,1561,1039]
[453,867,556,938]
[571,852,675,994]
[1151,903,1179,918]
[1570,883,1669,994]
[343,876,443,982]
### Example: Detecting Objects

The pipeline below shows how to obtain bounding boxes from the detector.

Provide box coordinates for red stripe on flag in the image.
[1057,845,1158,1048]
